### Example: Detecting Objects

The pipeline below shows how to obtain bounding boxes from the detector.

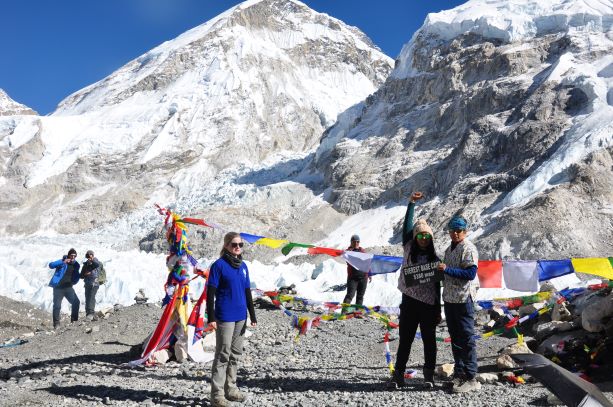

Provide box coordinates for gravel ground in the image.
[1,296,612,407]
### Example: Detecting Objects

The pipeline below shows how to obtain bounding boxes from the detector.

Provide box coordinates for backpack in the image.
[97,262,107,285]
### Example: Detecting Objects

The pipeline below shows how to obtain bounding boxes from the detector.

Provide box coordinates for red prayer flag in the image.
[307,246,344,257]
[477,260,503,288]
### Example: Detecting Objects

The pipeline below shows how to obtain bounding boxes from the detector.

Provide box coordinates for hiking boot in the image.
[210,397,230,407]
[423,368,435,388]
[452,378,482,393]
[225,388,246,402]
[444,374,464,389]
[387,372,405,390]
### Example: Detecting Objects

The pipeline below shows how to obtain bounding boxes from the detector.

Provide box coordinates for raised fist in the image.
[410,192,424,202]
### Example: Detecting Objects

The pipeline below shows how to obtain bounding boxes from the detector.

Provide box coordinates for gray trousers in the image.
[84,284,99,316]
[52,286,80,326]
[211,319,246,398]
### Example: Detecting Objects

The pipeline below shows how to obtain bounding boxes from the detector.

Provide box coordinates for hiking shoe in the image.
[452,378,482,393]
[210,397,230,407]
[444,374,464,389]
[387,372,405,390]
[423,368,435,388]
[225,388,246,402]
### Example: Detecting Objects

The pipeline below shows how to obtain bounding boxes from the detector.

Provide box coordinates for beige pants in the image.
[210,320,246,399]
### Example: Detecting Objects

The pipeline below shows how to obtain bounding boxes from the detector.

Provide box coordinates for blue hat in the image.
[447,216,468,231]
[351,234,360,241]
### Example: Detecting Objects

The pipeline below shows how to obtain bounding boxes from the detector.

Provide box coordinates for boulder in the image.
[581,293,613,332]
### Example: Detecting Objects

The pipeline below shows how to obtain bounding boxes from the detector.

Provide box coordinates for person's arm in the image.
[206,285,217,323]
[402,201,416,246]
[443,264,477,280]
[245,288,257,324]
[90,259,101,279]
[49,259,64,269]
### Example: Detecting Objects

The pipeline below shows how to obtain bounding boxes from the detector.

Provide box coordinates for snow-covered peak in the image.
[393,0,613,79]
[55,0,390,116]
[0,89,37,116]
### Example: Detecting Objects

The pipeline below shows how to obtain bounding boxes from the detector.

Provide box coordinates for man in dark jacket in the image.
[48,248,81,329]
[342,235,370,306]
[80,250,101,320]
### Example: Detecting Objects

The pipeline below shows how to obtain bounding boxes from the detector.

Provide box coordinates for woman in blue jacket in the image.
[206,232,257,407]
[48,248,81,329]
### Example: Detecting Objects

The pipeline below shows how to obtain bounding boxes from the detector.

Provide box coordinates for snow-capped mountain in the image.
[0,0,392,237]
[1,0,612,314]
[315,0,613,258]
[0,89,37,116]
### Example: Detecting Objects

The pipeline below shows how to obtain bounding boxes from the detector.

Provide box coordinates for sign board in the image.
[402,261,443,286]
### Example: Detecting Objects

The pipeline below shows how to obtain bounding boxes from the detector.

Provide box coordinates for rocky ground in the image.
[1,295,612,407]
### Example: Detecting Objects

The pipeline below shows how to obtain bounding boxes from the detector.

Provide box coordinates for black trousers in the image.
[394,294,438,374]
[343,276,368,305]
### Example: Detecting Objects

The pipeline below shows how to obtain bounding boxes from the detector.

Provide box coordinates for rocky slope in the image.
[314,0,613,258]
[0,0,392,238]
[4,297,611,406]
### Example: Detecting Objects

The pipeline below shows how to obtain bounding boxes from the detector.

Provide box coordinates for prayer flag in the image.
[281,242,314,256]
[369,255,402,275]
[571,258,613,280]
[240,233,265,243]
[254,238,289,249]
[307,247,344,257]
[503,260,539,292]
[538,259,573,281]
[477,260,503,288]
[342,251,373,274]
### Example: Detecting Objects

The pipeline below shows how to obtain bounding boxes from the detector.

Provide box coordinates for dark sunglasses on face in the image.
[416,233,431,240]
[231,242,244,248]
[450,229,465,234]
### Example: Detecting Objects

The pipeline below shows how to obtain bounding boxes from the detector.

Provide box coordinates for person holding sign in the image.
[438,216,480,393]
[389,192,442,390]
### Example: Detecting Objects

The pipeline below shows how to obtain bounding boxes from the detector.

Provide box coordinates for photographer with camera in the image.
[48,248,81,329]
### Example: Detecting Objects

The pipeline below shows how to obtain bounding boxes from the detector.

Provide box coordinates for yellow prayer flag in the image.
[254,237,290,249]
[571,258,613,280]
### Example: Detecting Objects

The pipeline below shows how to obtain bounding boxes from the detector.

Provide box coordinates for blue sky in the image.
[1,0,464,115]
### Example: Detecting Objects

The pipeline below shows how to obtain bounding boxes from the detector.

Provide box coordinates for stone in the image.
[551,302,572,322]
[476,373,498,384]
[496,354,517,369]
[501,342,532,356]
[435,363,454,378]
[518,302,546,317]
[581,293,613,332]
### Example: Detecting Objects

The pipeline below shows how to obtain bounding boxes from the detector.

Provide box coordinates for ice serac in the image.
[0,0,392,236]
[316,0,613,258]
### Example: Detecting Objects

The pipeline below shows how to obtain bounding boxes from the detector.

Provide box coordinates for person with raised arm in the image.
[389,192,441,389]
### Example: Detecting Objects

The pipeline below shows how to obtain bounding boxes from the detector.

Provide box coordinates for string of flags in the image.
[153,205,613,293]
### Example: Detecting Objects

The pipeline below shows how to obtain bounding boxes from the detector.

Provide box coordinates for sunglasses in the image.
[450,229,465,234]
[230,242,244,248]
[416,233,431,240]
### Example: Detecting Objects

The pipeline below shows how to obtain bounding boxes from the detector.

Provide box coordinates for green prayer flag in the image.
[281,242,314,256]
